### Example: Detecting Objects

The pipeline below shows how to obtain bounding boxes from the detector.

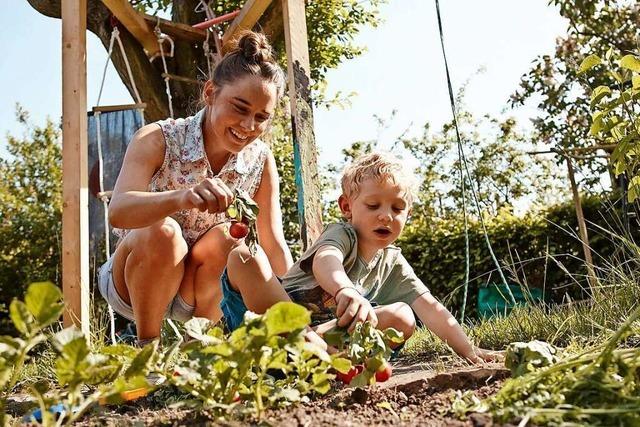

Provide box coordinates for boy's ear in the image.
[338,194,352,219]
[203,80,216,105]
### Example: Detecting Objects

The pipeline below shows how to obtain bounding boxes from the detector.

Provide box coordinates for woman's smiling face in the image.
[204,74,278,153]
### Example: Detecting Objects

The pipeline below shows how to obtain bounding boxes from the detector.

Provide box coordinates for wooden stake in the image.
[62,0,91,339]
[566,156,598,290]
[282,0,323,249]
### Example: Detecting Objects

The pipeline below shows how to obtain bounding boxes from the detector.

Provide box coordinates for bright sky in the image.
[0,1,568,165]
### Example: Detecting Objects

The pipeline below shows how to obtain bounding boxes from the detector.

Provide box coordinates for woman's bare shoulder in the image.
[126,123,166,167]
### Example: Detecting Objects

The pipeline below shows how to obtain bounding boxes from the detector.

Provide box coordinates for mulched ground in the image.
[11,358,512,426]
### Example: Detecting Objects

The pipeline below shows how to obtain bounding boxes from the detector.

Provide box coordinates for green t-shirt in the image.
[281,222,430,325]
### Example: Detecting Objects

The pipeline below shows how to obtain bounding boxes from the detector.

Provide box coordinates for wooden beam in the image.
[101,0,160,57]
[92,103,147,113]
[282,0,323,249]
[62,0,91,339]
[222,0,273,46]
[566,156,598,290]
[143,14,206,43]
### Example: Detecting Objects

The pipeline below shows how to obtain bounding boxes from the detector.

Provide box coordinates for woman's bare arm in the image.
[108,125,188,229]
[253,151,293,275]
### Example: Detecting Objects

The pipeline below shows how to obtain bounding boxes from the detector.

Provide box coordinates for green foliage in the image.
[482,306,640,426]
[583,50,640,201]
[0,110,62,334]
[0,285,346,423]
[326,98,565,222]
[504,340,559,377]
[398,195,635,318]
[512,0,640,188]
[172,302,340,416]
[323,321,403,386]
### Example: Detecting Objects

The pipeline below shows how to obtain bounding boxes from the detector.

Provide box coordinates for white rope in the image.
[114,28,143,104]
[95,25,147,345]
[154,24,175,118]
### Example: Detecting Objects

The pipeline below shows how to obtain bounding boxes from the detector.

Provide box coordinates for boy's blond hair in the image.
[340,152,419,204]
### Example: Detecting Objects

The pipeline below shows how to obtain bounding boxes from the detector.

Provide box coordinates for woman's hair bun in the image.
[236,31,274,64]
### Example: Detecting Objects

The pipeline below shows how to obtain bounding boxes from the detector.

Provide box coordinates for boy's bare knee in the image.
[384,302,416,339]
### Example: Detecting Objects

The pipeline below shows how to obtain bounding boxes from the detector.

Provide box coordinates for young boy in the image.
[221,152,499,363]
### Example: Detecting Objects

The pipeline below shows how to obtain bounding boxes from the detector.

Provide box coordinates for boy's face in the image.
[339,177,411,251]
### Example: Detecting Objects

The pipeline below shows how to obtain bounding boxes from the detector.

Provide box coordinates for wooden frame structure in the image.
[61,0,323,334]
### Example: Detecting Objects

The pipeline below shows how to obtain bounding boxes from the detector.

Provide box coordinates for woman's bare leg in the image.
[226,244,291,313]
[111,217,188,340]
[179,223,239,321]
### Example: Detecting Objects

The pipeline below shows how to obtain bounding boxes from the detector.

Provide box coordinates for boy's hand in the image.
[335,287,378,331]
[462,347,505,364]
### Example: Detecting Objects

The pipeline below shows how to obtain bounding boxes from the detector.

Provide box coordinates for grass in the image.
[403,238,640,361]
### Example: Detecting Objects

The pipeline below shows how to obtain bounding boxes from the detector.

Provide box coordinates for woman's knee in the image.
[190,224,238,267]
[129,218,188,264]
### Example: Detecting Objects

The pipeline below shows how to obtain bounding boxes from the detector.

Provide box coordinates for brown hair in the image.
[211,31,286,98]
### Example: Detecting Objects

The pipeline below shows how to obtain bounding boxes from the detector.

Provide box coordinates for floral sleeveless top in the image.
[114,108,269,247]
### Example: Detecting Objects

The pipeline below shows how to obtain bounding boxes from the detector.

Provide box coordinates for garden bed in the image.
[10,360,509,426]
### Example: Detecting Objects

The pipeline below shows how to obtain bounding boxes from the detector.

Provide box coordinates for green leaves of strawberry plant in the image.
[172,302,341,417]
[324,321,404,386]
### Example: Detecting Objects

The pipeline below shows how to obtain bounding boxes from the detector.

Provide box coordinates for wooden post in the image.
[565,156,598,290]
[62,0,91,338]
[282,0,323,249]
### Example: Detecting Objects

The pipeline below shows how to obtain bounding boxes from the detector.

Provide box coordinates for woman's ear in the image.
[203,80,216,105]
[338,194,352,219]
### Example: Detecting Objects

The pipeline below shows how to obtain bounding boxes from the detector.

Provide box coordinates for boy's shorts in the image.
[97,256,195,322]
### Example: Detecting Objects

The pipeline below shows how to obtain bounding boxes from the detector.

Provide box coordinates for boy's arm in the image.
[411,293,502,363]
[312,245,378,330]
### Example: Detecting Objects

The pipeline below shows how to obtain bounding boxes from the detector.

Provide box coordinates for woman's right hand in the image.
[182,177,234,213]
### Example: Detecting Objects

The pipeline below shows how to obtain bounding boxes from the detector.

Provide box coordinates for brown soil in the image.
[10,359,511,426]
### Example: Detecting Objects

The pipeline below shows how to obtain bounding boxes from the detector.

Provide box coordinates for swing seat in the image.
[88,105,145,258]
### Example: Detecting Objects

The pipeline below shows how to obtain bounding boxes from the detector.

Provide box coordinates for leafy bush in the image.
[0,115,62,334]
[398,195,637,319]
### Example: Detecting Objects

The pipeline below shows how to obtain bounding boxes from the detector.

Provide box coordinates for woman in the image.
[98,31,293,346]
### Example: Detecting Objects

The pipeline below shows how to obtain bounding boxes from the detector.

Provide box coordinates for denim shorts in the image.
[219,268,250,331]
[97,256,195,322]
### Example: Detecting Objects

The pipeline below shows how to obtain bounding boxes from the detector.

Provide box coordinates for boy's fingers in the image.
[337,303,358,327]
[335,297,349,318]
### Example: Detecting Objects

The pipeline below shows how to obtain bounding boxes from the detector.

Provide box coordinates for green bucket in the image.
[477,284,544,318]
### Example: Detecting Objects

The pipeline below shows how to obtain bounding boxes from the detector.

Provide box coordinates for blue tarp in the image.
[88,108,144,261]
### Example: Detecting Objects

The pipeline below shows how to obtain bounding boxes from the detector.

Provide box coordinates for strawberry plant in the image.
[170,302,350,417]
[324,321,404,386]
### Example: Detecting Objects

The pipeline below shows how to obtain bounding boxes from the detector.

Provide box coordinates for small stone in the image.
[469,412,491,427]
[351,387,368,405]
[397,391,408,402]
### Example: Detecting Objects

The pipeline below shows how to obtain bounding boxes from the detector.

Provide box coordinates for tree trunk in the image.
[25,0,226,122]
[26,0,286,122]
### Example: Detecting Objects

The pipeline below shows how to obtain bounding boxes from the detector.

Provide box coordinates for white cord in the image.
[154,24,175,118]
